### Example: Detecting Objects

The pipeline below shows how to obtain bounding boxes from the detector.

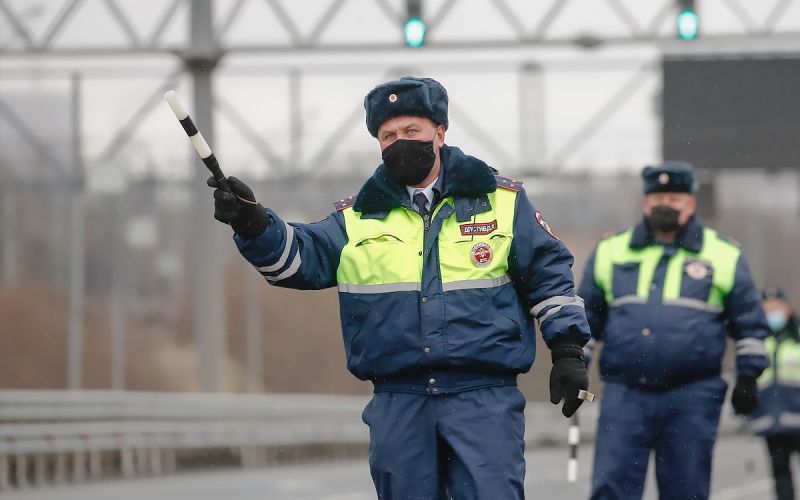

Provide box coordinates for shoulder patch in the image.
[334,195,355,211]
[495,175,523,192]
[535,210,559,240]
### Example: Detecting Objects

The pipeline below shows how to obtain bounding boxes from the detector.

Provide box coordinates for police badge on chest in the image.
[470,242,493,267]
[685,259,712,280]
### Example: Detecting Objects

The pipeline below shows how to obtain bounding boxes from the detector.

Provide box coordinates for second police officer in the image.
[579,161,770,500]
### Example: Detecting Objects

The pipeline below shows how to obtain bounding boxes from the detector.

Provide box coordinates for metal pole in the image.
[289,67,302,172]
[49,185,67,288]
[245,270,263,392]
[67,72,84,390]
[110,195,127,390]
[1,186,17,286]
[189,0,225,392]
[67,193,85,389]
[518,63,546,174]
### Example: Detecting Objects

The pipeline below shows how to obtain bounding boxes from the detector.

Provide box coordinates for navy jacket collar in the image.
[353,145,497,215]
[630,215,704,253]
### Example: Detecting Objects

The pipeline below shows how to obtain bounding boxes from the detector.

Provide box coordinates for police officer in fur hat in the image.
[751,287,800,500]
[579,161,769,500]
[208,76,591,498]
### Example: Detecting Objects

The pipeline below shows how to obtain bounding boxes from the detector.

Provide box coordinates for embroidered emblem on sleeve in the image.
[536,210,559,240]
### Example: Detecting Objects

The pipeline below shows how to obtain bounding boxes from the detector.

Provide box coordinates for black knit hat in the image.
[364,76,449,138]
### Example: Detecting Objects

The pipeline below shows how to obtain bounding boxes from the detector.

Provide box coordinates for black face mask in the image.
[381,136,436,186]
[647,205,682,233]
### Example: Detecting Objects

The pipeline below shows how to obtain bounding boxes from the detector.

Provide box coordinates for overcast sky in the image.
[1,0,799,184]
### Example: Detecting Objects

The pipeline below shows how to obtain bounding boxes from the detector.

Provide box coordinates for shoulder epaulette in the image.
[334,195,355,211]
[495,175,523,192]
[716,233,741,248]
[601,228,629,241]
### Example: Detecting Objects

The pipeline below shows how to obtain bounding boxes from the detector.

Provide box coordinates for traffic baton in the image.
[163,90,231,193]
[568,412,580,482]
[568,390,596,483]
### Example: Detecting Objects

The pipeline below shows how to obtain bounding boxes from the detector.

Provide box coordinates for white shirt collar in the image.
[406,176,438,212]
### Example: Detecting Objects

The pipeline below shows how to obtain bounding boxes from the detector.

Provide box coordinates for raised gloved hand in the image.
[550,341,590,418]
[731,375,759,415]
[207,176,269,239]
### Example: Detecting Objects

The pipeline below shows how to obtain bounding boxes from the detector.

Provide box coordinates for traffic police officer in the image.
[578,161,769,500]
[207,76,591,498]
[750,287,800,500]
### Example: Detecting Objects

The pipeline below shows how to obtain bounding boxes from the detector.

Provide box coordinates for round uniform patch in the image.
[658,172,670,185]
[388,93,398,103]
[686,261,708,280]
[470,242,493,268]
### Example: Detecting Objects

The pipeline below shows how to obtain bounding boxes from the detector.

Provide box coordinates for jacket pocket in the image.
[340,233,420,285]
[355,233,404,246]
[680,258,714,301]
[611,262,640,298]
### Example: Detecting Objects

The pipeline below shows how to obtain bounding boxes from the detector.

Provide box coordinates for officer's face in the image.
[377,116,445,152]
[642,192,697,226]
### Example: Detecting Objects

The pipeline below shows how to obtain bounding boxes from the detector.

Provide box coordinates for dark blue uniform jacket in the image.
[234,145,590,394]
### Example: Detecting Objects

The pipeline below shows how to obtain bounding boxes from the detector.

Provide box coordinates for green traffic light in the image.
[404,17,426,48]
[677,9,699,40]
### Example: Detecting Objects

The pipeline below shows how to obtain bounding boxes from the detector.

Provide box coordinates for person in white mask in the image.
[751,287,800,500]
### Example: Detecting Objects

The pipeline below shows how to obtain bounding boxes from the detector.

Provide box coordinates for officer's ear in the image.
[685,194,698,215]
[435,124,446,149]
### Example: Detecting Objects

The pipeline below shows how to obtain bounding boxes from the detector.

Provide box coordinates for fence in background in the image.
[0,390,370,490]
[0,389,607,491]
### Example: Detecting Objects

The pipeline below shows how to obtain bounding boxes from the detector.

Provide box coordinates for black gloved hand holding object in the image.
[550,341,590,418]
[731,375,759,415]
[207,176,269,239]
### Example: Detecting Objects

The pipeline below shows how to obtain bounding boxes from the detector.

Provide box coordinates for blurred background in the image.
[0,0,798,498]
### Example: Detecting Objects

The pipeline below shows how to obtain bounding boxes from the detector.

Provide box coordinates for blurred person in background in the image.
[207,76,590,499]
[750,287,800,500]
[578,161,769,500]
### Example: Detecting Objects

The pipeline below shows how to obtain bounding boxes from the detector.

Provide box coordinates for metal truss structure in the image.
[1,0,799,179]
[1,0,798,392]
[0,0,798,55]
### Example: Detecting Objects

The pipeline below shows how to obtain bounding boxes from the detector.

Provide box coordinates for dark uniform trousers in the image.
[590,378,727,500]
[362,386,526,499]
[766,433,800,500]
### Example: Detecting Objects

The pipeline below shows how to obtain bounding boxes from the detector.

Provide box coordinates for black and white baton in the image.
[164,90,231,193]
[568,412,580,482]
[568,390,596,482]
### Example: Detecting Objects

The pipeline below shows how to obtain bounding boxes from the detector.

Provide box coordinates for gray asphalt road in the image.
[5,435,785,500]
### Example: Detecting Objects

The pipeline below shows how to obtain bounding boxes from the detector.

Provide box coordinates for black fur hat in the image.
[642,161,699,194]
[364,76,449,138]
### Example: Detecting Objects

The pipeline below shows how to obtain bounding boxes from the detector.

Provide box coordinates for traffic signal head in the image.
[676,1,699,40]
[404,17,426,48]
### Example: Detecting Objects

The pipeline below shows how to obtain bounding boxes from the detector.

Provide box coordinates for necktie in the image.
[413,191,429,216]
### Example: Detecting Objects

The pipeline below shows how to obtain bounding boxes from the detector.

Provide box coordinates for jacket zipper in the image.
[418,200,441,259]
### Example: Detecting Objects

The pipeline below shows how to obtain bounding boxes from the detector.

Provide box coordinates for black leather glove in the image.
[207,176,269,239]
[549,342,590,418]
[731,375,759,415]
